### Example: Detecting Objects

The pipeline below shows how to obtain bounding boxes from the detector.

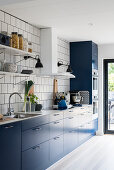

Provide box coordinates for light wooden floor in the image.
[47,135,114,170]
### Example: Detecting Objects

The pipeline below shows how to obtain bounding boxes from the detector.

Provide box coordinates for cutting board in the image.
[53,79,58,103]
[28,85,34,95]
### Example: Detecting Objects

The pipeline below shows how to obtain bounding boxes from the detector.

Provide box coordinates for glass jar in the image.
[12,32,19,49]
[28,42,32,53]
[10,37,12,47]
[18,34,24,50]
[23,38,28,52]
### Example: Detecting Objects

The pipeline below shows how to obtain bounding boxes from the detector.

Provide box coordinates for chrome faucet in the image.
[7,92,22,116]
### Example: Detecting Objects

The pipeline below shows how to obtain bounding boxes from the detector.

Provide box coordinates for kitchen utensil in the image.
[4,63,17,72]
[53,79,58,103]
[58,100,67,110]
[0,114,3,120]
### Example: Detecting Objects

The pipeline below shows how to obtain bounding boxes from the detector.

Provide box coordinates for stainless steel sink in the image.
[14,113,42,119]
[3,113,42,119]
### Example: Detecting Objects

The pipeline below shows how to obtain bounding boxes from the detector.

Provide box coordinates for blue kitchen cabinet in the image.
[0,122,21,170]
[22,123,50,151]
[50,119,63,139]
[22,114,49,131]
[70,41,98,104]
[50,134,64,165]
[22,140,50,170]
[64,129,79,155]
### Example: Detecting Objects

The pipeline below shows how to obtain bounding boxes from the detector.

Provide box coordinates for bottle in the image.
[28,42,32,53]
[26,96,31,112]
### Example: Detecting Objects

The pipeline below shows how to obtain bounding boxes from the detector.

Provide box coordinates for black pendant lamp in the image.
[35,58,43,68]
[66,65,72,73]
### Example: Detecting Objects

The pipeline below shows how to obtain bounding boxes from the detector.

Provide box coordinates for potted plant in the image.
[29,94,38,112]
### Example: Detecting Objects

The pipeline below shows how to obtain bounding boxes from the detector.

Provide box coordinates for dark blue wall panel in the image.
[70,41,98,104]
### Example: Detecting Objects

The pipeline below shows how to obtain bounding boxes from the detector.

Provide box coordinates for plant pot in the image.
[35,104,42,111]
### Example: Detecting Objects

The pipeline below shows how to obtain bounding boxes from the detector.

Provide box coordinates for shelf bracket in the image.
[0,74,5,79]
[13,76,29,85]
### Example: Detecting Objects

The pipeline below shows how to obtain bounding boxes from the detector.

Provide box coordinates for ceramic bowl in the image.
[4,63,17,73]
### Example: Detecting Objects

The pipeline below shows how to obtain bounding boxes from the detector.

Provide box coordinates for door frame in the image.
[104,59,114,134]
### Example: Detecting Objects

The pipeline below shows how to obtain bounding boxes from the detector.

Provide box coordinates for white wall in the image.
[0,10,70,114]
[98,44,114,135]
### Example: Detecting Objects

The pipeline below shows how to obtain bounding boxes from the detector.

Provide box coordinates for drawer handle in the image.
[32,127,41,131]
[54,136,60,140]
[32,146,40,150]
[54,121,59,124]
[69,130,74,133]
[54,114,59,116]
[68,117,74,119]
[4,125,14,129]
[69,110,73,112]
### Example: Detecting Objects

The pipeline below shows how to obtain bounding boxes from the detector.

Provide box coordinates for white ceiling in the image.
[1,0,114,44]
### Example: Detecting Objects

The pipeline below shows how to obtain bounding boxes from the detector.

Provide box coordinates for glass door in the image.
[104,59,114,133]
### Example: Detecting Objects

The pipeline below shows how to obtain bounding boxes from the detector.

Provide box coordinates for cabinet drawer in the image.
[22,114,49,131]
[50,119,63,139]
[0,122,21,170]
[50,112,63,122]
[50,134,64,164]
[64,129,78,155]
[22,124,49,151]
[64,116,78,133]
[78,124,87,143]
[22,141,49,170]
[64,109,76,118]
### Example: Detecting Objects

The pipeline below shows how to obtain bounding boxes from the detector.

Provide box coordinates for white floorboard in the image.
[47,135,114,170]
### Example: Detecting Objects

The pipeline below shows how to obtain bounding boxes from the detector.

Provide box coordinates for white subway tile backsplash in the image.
[11,16,16,26]
[0,11,4,22]
[1,22,7,32]
[2,104,8,114]
[8,25,13,36]
[0,10,70,113]
[0,94,4,104]
[1,84,7,93]
[5,13,10,24]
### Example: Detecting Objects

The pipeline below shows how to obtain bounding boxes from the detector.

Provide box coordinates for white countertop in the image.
[0,105,98,126]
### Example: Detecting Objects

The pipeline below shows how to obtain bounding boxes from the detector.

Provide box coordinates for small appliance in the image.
[70,92,83,105]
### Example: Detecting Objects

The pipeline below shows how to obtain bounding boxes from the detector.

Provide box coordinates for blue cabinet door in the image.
[22,123,50,151]
[0,122,21,170]
[22,114,49,131]
[50,119,63,139]
[22,140,50,170]
[64,129,79,155]
[50,134,64,165]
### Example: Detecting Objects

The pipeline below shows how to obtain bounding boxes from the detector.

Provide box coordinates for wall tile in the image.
[0,11,4,22]
[0,10,70,111]
[5,13,10,24]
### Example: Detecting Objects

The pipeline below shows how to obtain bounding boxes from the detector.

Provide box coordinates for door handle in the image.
[32,127,41,131]
[69,110,73,112]
[54,114,59,116]
[68,117,74,119]
[32,145,40,150]
[4,125,14,129]
[54,121,60,124]
[54,136,60,140]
